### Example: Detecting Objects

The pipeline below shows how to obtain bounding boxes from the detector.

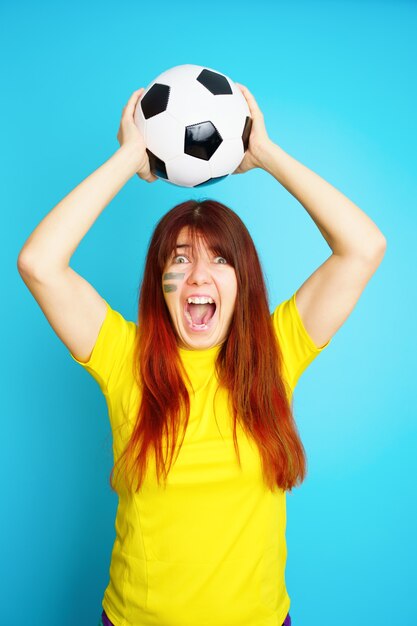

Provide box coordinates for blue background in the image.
[3,1,416,624]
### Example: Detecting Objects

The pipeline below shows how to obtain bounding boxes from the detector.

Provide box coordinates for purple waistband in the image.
[101,610,114,626]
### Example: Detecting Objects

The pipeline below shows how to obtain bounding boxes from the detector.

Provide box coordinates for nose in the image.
[186,257,212,286]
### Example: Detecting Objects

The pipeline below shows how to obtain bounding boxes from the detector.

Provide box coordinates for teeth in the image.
[187,296,214,304]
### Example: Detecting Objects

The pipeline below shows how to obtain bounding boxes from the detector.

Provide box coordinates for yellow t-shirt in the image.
[70,292,331,626]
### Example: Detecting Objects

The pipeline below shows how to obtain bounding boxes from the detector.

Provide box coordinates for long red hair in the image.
[110,199,307,493]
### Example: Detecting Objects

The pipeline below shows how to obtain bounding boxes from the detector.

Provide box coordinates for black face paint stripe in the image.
[163,272,185,280]
[163,284,177,292]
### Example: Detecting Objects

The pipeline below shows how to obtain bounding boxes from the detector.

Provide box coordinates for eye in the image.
[215,257,228,264]
[173,255,189,264]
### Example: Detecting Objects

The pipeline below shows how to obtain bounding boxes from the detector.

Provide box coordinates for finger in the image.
[242,85,260,112]
[236,83,262,116]
[123,87,145,116]
[143,169,154,182]
[142,173,158,183]
[138,165,158,183]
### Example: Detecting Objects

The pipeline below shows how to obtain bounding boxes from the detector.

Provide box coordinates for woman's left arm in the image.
[234,83,387,348]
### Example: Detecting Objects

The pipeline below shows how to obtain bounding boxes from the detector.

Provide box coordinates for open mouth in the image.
[183,300,217,331]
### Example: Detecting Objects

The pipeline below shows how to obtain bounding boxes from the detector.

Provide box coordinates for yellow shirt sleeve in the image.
[271,291,332,393]
[69,300,137,397]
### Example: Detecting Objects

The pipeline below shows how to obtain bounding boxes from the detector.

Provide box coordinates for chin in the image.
[184,336,217,349]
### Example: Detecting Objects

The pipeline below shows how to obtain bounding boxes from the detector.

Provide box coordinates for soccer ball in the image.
[134,64,252,188]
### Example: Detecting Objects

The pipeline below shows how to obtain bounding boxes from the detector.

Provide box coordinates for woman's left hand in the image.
[232,83,273,175]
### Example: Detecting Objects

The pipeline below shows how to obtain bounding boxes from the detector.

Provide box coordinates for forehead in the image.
[175,226,208,250]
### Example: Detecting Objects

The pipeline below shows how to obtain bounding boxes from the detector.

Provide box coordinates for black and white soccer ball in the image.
[134,64,252,188]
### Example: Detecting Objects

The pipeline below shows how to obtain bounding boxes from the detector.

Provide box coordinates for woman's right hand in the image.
[117,88,158,183]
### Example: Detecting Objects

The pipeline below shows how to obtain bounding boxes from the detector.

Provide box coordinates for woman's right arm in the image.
[17,88,156,363]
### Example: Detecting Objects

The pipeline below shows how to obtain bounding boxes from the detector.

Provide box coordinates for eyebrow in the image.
[175,244,191,249]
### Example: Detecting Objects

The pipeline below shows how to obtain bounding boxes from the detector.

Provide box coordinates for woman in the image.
[17,85,386,626]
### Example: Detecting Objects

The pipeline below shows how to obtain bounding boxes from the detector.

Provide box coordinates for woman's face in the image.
[162,227,238,350]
